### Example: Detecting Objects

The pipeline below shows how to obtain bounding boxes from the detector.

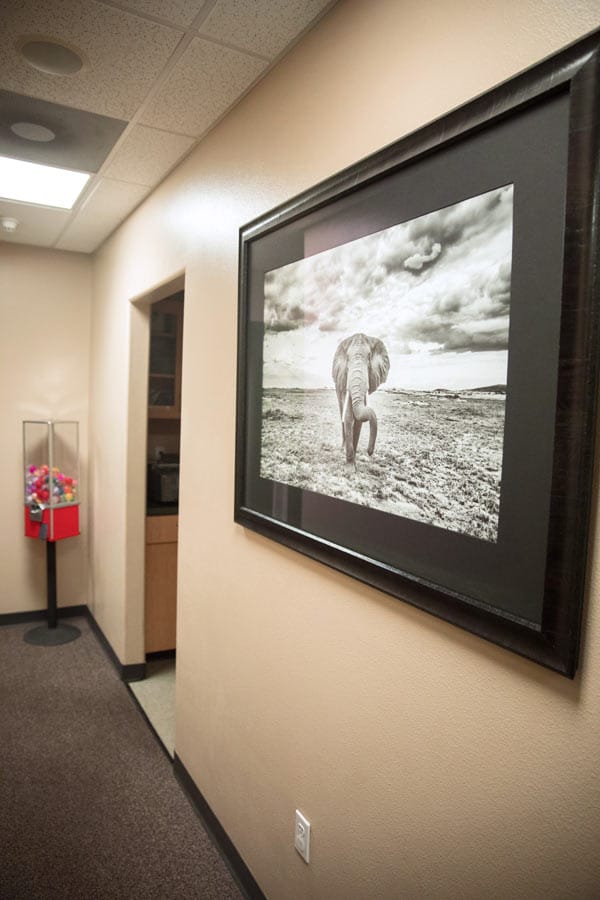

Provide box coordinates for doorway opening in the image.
[127,274,184,758]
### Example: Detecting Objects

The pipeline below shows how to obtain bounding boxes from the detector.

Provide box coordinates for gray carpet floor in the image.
[0,616,244,900]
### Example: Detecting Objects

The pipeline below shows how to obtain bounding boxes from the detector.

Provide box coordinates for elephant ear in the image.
[332,335,353,390]
[368,337,390,393]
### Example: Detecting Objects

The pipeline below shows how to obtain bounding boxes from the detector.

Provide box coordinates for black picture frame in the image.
[235,31,600,678]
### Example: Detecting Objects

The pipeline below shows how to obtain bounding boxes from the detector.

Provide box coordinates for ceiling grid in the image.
[0,0,337,253]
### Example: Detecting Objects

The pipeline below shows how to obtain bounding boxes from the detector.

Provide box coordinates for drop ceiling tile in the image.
[118,0,208,29]
[0,199,71,248]
[56,177,150,252]
[104,125,194,186]
[140,36,267,136]
[0,90,127,172]
[0,0,181,119]
[200,0,336,59]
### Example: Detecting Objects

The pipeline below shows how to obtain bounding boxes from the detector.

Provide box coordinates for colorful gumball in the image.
[25,459,80,511]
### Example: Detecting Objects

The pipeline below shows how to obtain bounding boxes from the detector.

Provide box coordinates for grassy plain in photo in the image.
[260,387,505,542]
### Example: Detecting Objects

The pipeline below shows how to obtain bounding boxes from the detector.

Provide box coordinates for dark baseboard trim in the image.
[82,609,146,682]
[2,604,146,681]
[173,754,267,900]
[122,661,146,681]
[0,605,88,626]
[146,648,176,661]
[60,604,88,618]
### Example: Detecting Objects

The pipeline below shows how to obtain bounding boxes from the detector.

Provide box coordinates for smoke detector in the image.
[1,217,19,233]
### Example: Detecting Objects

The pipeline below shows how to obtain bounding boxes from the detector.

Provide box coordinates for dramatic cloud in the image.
[263,184,514,388]
[404,241,442,271]
[399,258,512,353]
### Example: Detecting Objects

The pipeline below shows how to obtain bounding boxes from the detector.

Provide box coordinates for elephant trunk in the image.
[349,362,377,456]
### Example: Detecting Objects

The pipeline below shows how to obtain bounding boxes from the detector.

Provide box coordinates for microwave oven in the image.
[148,462,179,504]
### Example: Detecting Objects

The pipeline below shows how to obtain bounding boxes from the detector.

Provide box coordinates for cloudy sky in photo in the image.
[263,184,514,390]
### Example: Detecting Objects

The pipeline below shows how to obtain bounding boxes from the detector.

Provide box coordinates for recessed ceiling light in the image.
[17,37,84,76]
[0,156,90,209]
[11,121,56,143]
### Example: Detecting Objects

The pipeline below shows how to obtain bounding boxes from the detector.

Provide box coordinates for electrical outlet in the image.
[294,809,310,863]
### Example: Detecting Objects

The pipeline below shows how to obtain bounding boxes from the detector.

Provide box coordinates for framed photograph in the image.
[235,31,600,677]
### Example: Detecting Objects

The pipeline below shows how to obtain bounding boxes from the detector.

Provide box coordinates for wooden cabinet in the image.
[145,291,182,653]
[148,294,183,420]
[145,515,177,653]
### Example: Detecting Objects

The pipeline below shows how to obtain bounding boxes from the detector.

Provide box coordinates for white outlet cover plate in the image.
[294,809,310,863]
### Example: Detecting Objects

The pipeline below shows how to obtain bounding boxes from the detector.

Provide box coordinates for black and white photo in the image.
[260,185,514,542]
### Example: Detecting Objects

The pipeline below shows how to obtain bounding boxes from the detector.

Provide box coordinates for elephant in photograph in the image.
[332,333,390,463]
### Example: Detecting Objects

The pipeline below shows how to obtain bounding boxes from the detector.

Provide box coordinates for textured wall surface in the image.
[90,1,600,897]
[0,244,91,615]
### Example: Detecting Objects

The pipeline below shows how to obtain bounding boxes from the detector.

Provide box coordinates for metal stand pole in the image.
[24,540,80,646]
[47,540,57,629]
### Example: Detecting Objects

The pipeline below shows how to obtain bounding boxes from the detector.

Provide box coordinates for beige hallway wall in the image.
[90,2,600,898]
[0,244,91,614]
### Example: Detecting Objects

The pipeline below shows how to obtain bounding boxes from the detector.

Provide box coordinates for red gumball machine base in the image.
[24,503,80,542]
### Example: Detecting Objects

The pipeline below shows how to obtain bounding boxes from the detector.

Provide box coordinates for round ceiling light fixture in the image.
[17,36,85,76]
[11,121,56,142]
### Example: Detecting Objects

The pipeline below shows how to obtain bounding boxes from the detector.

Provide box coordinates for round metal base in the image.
[24,623,81,646]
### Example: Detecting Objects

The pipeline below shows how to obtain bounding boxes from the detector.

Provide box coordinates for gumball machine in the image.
[23,420,81,645]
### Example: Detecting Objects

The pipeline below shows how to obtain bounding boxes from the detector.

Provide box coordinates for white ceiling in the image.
[0,0,337,254]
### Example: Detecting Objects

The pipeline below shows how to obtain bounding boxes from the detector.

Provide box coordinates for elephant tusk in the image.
[342,389,351,422]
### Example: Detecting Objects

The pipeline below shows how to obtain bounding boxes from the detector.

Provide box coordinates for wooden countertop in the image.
[147,504,178,517]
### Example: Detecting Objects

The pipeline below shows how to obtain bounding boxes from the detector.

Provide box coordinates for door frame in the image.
[126,271,185,667]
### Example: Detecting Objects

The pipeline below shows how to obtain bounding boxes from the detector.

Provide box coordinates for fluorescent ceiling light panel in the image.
[0,156,90,209]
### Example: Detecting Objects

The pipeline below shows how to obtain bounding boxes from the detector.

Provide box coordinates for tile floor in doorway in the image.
[130,657,176,756]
